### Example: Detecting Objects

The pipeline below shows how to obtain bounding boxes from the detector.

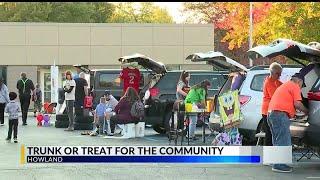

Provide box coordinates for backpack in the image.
[130,100,145,119]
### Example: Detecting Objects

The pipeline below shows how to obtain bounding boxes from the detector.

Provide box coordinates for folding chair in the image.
[292,136,320,162]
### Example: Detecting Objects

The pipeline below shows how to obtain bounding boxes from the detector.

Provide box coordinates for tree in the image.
[183,2,320,49]
[0,2,115,23]
[0,2,173,23]
[109,2,173,23]
[0,2,52,22]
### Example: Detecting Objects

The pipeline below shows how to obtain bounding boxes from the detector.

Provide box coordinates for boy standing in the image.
[5,92,21,143]
[90,97,107,136]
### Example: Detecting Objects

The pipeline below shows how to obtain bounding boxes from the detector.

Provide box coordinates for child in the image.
[5,92,21,143]
[90,97,107,136]
[33,83,42,117]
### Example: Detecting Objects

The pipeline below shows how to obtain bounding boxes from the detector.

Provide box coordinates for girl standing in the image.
[184,80,211,140]
[63,71,76,131]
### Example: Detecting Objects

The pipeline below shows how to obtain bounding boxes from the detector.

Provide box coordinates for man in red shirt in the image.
[120,62,141,94]
[268,73,308,173]
[261,62,283,146]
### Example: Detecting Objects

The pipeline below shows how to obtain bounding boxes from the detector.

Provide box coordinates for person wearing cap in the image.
[261,62,283,146]
[103,90,118,135]
[184,80,211,140]
[267,73,308,173]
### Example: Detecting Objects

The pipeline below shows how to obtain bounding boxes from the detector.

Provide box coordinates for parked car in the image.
[186,51,301,143]
[73,54,228,134]
[117,54,228,134]
[248,38,320,150]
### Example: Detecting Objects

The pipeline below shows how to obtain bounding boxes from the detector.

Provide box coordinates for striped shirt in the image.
[5,101,21,120]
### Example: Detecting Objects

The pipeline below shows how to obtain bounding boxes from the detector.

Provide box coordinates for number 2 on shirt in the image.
[129,75,135,84]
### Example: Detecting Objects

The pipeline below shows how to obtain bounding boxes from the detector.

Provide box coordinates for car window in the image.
[311,78,320,92]
[190,74,226,90]
[155,73,179,90]
[99,73,122,89]
[250,74,268,91]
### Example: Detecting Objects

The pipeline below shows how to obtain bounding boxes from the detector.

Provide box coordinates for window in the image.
[99,74,122,89]
[155,73,179,90]
[43,72,51,103]
[311,78,320,92]
[250,74,268,91]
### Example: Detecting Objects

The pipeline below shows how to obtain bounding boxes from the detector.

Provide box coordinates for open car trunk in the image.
[186,51,248,72]
[248,38,320,146]
[186,51,248,116]
[118,53,168,97]
[119,53,167,75]
[186,51,248,95]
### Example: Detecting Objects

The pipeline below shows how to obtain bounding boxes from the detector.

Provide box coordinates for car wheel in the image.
[152,124,166,134]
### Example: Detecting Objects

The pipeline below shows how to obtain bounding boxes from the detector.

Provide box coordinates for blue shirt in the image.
[95,103,107,117]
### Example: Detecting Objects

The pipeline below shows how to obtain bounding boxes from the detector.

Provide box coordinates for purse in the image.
[84,96,93,109]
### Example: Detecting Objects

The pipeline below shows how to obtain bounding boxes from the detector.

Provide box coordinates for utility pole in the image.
[249,2,253,67]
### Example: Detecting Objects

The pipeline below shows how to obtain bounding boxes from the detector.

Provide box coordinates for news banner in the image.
[20,145,292,164]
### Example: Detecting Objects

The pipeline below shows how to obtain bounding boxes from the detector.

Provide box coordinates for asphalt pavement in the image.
[0,115,319,180]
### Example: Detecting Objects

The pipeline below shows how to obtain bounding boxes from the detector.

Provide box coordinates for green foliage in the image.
[183,2,320,49]
[0,2,172,23]
[109,2,173,23]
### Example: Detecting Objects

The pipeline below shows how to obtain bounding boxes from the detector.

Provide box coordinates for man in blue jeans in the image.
[268,73,308,173]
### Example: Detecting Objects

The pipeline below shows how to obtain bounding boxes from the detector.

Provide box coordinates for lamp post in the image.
[249,2,253,67]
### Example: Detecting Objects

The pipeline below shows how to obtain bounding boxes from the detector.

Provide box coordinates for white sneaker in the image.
[263,163,273,167]
[107,132,114,136]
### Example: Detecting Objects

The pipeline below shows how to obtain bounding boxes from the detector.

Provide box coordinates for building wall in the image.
[6,66,37,108]
[0,22,214,104]
[0,23,214,66]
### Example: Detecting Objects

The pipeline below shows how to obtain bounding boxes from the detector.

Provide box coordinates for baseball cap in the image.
[292,73,306,87]
[104,90,111,96]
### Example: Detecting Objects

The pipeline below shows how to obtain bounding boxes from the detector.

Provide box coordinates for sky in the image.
[111,2,187,23]
[153,2,186,23]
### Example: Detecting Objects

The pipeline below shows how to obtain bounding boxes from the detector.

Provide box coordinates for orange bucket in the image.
[206,99,214,112]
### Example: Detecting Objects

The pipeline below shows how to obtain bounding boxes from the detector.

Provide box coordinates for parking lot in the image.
[0,115,319,180]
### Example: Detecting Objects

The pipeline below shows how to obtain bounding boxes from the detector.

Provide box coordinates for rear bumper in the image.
[305,124,320,146]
